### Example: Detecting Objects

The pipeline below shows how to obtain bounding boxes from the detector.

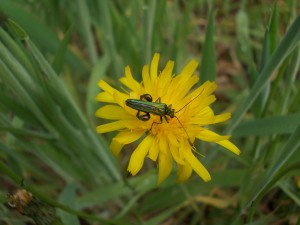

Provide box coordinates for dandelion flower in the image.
[95,53,240,184]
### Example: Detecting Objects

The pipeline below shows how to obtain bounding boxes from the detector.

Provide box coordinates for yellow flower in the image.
[95,53,240,184]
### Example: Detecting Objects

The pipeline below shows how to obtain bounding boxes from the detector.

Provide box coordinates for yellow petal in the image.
[168,135,185,165]
[179,60,198,80]
[113,129,145,144]
[150,53,160,81]
[98,80,116,95]
[201,81,217,96]
[175,89,216,116]
[96,121,125,133]
[190,113,231,126]
[128,135,153,175]
[190,117,217,126]
[183,148,211,182]
[214,113,231,122]
[196,129,230,142]
[119,66,140,92]
[187,94,216,115]
[95,92,115,103]
[198,106,214,117]
[169,60,198,97]
[167,132,180,147]
[172,75,199,101]
[167,61,199,102]
[176,163,193,182]
[157,60,174,95]
[157,150,173,185]
[110,139,124,156]
[95,105,130,120]
[217,140,241,155]
[148,138,159,161]
[122,119,150,130]
[142,64,151,92]
[158,136,168,154]
[113,90,129,107]
[170,145,185,165]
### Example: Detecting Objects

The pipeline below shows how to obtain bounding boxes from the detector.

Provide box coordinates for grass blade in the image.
[228,13,300,132]
[200,11,216,83]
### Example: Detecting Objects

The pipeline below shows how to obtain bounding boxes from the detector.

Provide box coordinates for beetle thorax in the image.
[166,105,175,118]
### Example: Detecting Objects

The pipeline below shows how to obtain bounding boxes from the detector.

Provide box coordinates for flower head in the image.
[95,53,240,184]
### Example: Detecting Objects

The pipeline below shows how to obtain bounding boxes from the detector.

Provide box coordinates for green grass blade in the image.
[200,11,216,83]
[143,0,157,63]
[58,183,81,225]
[52,25,73,74]
[269,4,278,53]
[86,55,111,123]
[244,122,300,209]
[95,0,124,76]
[0,0,87,73]
[228,13,300,132]
[233,112,300,137]
[76,0,97,64]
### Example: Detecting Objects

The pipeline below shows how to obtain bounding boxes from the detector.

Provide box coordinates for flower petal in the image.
[148,138,159,161]
[169,75,199,103]
[217,140,241,155]
[98,80,116,95]
[179,60,198,80]
[142,64,151,92]
[113,90,130,107]
[95,105,130,120]
[119,66,140,92]
[157,150,173,185]
[110,139,124,156]
[157,60,174,96]
[170,144,185,165]
[176,163,193,182]
[196,129,230,142]
[122,119,150,130]
[158,135,168,154]
[183,148,211,182]
[96,121,125,133]
[168,135,185,165]
[128,135,153,175]
[113,129,145,144]
[190,113,231,126]
[214,113,231,123]
[95,92,115,103]
[167,60,199,101]
[150,53,160,81]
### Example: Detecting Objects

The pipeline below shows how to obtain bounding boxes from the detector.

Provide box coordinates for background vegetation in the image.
[0,0,299,224]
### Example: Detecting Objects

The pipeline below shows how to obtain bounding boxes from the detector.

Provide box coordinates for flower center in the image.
[149,116,184,137]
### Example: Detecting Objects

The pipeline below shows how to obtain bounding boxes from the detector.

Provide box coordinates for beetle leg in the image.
[149,115,164,131]
[140,94,153,102]
[155,97,161,103]
[136,110,150,121]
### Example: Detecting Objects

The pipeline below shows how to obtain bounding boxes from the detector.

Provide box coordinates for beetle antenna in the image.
[174,116,193,146]
[175,87,205,113]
